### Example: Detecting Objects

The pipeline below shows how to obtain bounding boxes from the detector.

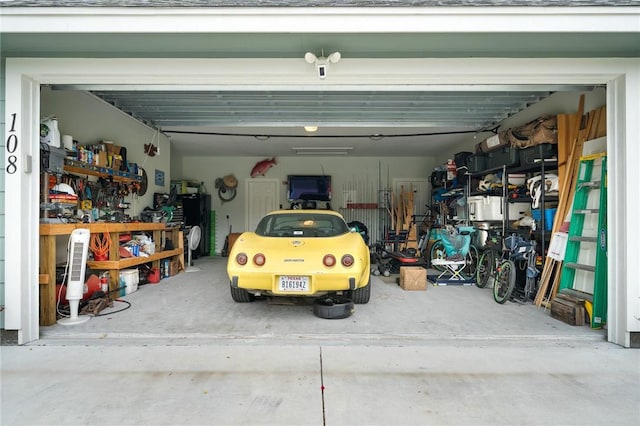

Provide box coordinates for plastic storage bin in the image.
[467,154,487,173]
[468,195,531,222]
[518,143,557,166]
[532,208,557,231]
[486,146,520,169]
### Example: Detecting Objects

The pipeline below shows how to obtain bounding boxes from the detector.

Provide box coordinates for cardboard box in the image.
[111,158,122,170]
[170,259,182,276]
[96,151,107,167]
[399,267,426,291]
[477,132,509,153]
[105,142,121,156]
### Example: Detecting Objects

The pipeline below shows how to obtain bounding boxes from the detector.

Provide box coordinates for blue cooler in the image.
[532,208,557,231]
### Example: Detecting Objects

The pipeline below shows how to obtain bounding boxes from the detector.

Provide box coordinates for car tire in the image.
[348,277,371,304]
[313,295,355,319]
[230,283,255,303]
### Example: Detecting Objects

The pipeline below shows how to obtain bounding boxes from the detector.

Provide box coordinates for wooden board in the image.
[178,230,185,271]
[595,105,607,138]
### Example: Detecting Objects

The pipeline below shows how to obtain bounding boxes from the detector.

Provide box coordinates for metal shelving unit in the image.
[466,146,558,260]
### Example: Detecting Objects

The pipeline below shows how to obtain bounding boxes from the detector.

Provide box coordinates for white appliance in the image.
[57,228,91,325]
[185,225,202,273]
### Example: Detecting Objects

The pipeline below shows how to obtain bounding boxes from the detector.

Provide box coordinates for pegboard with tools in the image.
[41,160,144,223]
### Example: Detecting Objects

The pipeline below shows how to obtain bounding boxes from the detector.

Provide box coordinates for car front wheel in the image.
[230,282,255,303]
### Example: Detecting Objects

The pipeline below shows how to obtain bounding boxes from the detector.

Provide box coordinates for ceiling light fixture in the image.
[304,50,341,80]
[292,146,353,155]
[295,151,350,156]
[304,126,318,132]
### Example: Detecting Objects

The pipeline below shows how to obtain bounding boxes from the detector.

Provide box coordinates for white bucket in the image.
[120,269,139,295]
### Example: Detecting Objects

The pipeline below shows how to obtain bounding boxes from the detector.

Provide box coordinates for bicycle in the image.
[475,245,501,289]
[475,228,504,288]
[492,234,539,304]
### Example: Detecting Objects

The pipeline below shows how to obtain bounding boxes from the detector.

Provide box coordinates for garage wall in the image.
[177,155,436,252]
[40,88,172,218]
[170,143,184,180]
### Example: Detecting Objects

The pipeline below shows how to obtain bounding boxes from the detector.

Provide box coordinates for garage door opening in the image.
[3,57,636,346]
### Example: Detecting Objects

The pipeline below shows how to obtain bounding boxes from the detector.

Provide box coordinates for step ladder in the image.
[559,154,607,328]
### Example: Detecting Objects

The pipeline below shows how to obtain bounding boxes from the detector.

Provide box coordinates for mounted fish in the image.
[250,157,277,177]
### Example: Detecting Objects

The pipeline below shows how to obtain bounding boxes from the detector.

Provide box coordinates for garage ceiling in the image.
[89,89,555,129]
[81,87,568,157]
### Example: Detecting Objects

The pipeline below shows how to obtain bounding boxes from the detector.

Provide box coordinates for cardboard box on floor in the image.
[399,267,426,291]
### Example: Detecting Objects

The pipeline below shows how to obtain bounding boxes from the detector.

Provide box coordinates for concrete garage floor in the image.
[2,256,639,425]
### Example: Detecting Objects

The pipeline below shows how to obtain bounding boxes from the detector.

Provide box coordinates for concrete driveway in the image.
[2,257,638,425]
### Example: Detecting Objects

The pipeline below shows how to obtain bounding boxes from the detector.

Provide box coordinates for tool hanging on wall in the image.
[214,174,238,202]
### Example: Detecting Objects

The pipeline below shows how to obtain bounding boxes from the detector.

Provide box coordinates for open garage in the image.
[1,4,639,424]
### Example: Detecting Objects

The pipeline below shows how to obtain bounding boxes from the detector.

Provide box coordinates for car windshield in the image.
[255,213,350,238]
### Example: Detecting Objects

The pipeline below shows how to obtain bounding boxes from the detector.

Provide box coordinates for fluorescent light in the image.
[292,146,353,155]
[296,151,349,156]
[292,147,353,151]
[304,126,318,132]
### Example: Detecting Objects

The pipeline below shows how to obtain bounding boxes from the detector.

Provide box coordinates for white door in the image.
[246,179,279,231]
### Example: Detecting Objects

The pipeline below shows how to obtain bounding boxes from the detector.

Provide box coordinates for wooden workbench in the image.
[39,222,183,326]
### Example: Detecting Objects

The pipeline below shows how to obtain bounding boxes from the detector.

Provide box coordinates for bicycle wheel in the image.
[476,249,495,288]
[429,240,446,271]
[493,259,516,304]
[465,244,479,278]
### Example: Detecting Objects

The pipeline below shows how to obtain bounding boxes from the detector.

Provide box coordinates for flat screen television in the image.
[287,175,332,201]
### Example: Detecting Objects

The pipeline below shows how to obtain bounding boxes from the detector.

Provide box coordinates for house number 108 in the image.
[5,113,18,174]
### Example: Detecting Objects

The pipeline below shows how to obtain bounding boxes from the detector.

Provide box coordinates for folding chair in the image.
[429,225,476,284]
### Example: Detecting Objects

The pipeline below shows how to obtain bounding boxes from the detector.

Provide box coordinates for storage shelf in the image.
[64,158,142,183]
[465,153,558,264]
[87,248,183,270]
[466,159,558,177]
[40,222,168,236]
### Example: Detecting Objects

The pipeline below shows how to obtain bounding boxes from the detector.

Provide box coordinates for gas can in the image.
[148,267,160,283]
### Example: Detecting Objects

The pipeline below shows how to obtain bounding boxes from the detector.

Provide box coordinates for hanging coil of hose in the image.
[89,232,111,259]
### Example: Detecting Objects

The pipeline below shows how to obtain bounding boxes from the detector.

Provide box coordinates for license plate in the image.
[278,275,310,292]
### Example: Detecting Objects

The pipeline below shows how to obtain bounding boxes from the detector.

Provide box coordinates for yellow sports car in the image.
[227,209,371,303]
